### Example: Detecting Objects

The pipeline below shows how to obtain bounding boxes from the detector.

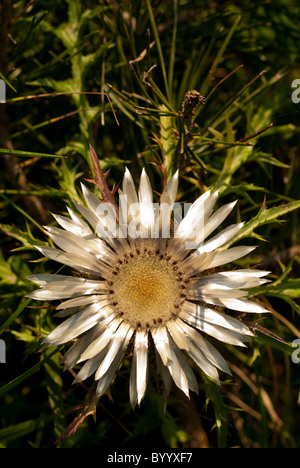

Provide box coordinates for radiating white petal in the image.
[73,199,100,231]
[197,223,244,254]
[56,294,107,310]
[129,358,138,408]
[155,349,172,396]
[134,330,149,403]
[81,183,103,215]
[96,367,118,398]
[45,224,117,263]
[153,328,194,397]
[95,326,134,398]
[190,269,270,290]
[62,319,113,370]
[73,345,109,383]
[218,269,271,279]
[27,273,67,286]
[27,275,107,300]
[186,189,217,219]
[185,316,249,347]
[138,168,155,237]
[78,317,123,362]
[151,326,173,366]
[95,322,134,380]
[130,329,149,408]
[203,201,237,240]
[178,320,231,375]
[160,170,179,207]
[208,246,257,268]
[43,302,113,346]
[172,345,198,394]
[173,190,212,241]
[179,304,250,346]
[187,283,270,312]
[54,296,108,318]
[63,338,95,371]
[81,183,119,240]
[95,346,125,397]
[44,225,94,256]
[187,286,247,301]
[67,206,94,233]
[166,319,190,351]
[181,301,254,336]
[188,278,269,300]
[119,171,140,241]
[138,168,153,205]
[118,188,131,238]
[123,167,139,206]
[183,337,220,383]
[75,189,131,253]
[158,171,179,252]
[205,296,269,314]
[167,344,190,397]
[180,251,216,275]
[52,212,92,237]
[34,245,111,278]
[54,306,81,318]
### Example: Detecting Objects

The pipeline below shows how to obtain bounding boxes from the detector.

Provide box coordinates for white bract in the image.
[27,168,270,408]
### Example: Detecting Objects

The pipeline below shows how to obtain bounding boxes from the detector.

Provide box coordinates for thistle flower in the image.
[27,168,270,408]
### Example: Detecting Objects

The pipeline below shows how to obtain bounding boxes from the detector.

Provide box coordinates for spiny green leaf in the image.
[222,199,300,247]
[202,375,228,448]
[160,105,178,178]
[248,152,290,168]
[0,250,17,285]
[0,223,48,251]
[0,148,65,158]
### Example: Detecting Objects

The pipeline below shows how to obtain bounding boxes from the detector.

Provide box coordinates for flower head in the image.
[27,168,270,407]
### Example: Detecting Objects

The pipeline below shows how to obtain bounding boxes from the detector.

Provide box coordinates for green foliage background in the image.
[0,0,300,448]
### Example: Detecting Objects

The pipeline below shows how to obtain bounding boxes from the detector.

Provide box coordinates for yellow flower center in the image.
[107,251,185,329]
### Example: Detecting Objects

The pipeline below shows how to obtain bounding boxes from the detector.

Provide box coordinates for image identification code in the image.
[107,452,193,464]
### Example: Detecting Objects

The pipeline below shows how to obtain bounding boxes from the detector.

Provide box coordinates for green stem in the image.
[146,0,170,101]
[168,0,178,104]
